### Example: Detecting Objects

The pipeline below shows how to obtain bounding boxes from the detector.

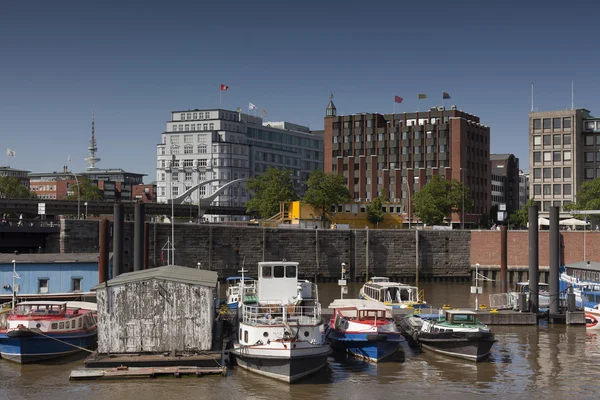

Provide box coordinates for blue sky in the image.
[1,0,599,181]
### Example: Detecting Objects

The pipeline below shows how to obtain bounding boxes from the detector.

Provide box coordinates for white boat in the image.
[359,277,424,309]
[232,261,330,383]
[225,276,257,309]
[585,305,600,330]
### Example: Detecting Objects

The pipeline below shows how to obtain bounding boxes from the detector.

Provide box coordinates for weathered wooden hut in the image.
[93,265,218,354]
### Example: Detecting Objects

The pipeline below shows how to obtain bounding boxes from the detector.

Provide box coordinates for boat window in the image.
[52,323,58,329]
[262,266,272,278]
[273,265,285,278]
[285,265,297,278]
[244,330,248,343]
[239,328,242,339]
[59,322,65,329]
[78,318,82,328]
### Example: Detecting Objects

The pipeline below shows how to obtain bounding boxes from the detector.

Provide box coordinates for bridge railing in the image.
[0,219,61,228]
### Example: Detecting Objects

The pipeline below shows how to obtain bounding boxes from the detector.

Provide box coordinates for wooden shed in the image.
[93,265,218,355]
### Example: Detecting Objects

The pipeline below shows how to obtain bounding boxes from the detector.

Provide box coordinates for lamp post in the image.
[167,156,176,265]
[404,178,412,229]
[84,202,88,220]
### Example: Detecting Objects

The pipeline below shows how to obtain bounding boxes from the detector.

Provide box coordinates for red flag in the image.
[220,84,229,91]
[394,95,403,103]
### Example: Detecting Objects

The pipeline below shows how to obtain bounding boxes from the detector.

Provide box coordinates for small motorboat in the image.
[326,299,404,363]
[398,309,496,362]
[0,301,97,363]
[225,276,257,309]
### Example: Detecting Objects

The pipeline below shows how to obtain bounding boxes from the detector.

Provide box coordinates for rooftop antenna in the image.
[85,111,101,170]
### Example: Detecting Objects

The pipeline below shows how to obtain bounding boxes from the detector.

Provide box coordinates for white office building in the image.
[156,108,323,221]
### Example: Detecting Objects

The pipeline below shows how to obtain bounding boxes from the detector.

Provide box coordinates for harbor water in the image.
[2,282,600,400]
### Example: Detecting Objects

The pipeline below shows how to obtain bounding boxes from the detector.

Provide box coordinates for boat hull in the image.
[327,330,402,363]
[418,331,496,362]
[232,344,331,383]
[0,329,97,364]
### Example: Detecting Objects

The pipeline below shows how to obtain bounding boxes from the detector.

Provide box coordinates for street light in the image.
[167,156,176,265]
[84,202,88,219]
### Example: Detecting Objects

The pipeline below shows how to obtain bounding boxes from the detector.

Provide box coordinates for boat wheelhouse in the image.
[327,299,403,363]
[359,280,424,309]
[0,300,97,363]
[232,261,330,383]
[226,276,257,309]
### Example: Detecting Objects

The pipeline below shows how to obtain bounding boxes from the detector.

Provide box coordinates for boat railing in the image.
[241,302,322,326]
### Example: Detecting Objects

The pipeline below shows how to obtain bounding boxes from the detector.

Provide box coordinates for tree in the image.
[245,167,298,219]
[302,170,351,223]
[564,177,600,211]
[366,195,387,225]
[63,177,103,201]
[0,176,36,199]
[508,198,537,229]
[412,175,473,226]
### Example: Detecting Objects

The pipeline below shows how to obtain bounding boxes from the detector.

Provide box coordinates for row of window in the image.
[246,128,322,149]
[583,134,600,146]
[533,151,572,163]
[37,277,81,293]
[169,134,211,144]
[533,117,572,130]
[533,134,571,147]
[171,123,217,132]
[533,184,572,196]
[179,111,212,121]
[533,167,572,180]
[585,121,600,131]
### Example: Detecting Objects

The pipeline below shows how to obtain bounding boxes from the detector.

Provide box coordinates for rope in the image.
[28,329,94,353]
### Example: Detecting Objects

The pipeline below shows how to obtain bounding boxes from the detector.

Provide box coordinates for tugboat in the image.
[398,309,496,362]
[0,301,97,363]
[232,261,330,383]
[327,299,404,363]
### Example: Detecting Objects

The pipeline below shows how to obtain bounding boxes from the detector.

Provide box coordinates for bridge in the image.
[0,199,248,218]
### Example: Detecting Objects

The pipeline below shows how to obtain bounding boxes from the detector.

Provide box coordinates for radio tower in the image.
[85,111,101,170]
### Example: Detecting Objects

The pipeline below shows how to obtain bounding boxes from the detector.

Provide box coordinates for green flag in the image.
[418,93,427,100]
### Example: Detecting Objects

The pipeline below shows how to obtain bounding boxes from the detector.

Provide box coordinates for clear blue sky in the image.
[1,0,599,181]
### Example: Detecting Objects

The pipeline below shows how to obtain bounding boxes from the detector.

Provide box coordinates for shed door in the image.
[126,322,140,352]
[141,320,155,351]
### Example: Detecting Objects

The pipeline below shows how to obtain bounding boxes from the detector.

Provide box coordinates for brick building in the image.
[324,101,490,227]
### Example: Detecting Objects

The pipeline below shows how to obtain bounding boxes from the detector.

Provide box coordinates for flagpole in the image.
[220,89,222,109]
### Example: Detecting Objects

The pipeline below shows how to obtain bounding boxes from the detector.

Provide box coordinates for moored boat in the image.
[232,261,330,383]
[359,278,425,309]
[226,276,257,309]
[398,310,496,362]
[0,301,97,363]
[326,299,404,363]
[585,305,600,330]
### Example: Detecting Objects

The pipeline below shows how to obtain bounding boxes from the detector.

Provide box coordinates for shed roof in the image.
[0,253,99,264]
[93,265,218,290]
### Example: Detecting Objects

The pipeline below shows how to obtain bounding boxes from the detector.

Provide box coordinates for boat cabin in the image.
[369,277,390,283]
[257,261,300,304]
[443,310,479,325]
[14,301,67,317]
[362,282,419,304]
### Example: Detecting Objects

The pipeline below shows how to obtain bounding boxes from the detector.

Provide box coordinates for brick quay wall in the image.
[49,220,600,282]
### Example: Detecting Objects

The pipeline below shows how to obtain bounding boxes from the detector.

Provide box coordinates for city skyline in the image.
[1,1,599,181]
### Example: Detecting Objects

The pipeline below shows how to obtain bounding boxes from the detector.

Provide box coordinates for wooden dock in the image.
[70,365,227,380]
[84,351,228,369]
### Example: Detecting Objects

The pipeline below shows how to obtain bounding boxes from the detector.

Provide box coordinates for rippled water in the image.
[2,283,600,400]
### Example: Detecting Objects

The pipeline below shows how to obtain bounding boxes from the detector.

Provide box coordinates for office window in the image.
[170,136,179,144]
[585,168,594,179]
[533,168,541,179]
[533,136,541,146]
[354,121,361,128]
[209,123,214,130]
[564,134,571,145]
[543,135,551,146]
[553,185,561,195]
[343,121,350,129]
[184,145,193,154]
[586,121,595,130]
[543,184,551,195]
[553,118,561,129]
[185,172,192,181]
[183,159,193,167]
[533,152,541,163]
[553,151,561,162]
[543,152,551,162]
[181,113,186,121]
[585,152,594,162]
[563,184,571,195]
[563,151,571,161]
[597,135,600,145]
[171,146,179,155]
[172,125,178,132]
[186,113,191,120]
[553,134,561,145]
[585,135,594,145]
[172,186,179,196]
[184,134,193,143]
[553,168,561,179]
[543,119,551,129]
[198,159,207,166]
[563,118,571,129]
[533,119,541,129]
[184,124,189,131]
[38,279,49,294]
[543,201,551,212]
[203,123,208,130]
[533,184,541,195]
[543,168,551,179]
[563,167,571,179]
[72,278,82,292]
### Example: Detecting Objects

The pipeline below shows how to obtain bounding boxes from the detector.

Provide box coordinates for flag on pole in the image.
[394,96,403,103]
[220,84,229,91]
[418,93,427,100]
[249,103,257,110]
[262,108,267,117]
[442,92,451,100]
[6,148,15,157]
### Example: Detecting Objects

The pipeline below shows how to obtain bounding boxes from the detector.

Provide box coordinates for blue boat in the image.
[326,299,404,363]
[560,261,600,308]
[225,276,257,309]
[0,301,97,363]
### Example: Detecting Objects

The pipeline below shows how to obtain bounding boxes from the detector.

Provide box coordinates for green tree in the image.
[0,176,36,199]
[245,167,298,218]
[63,177,104,201]
[508,198,537,229]
[366,195,387,225]
[564,177,600,211]
[412,175,473,226]
[302,170,351,223]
